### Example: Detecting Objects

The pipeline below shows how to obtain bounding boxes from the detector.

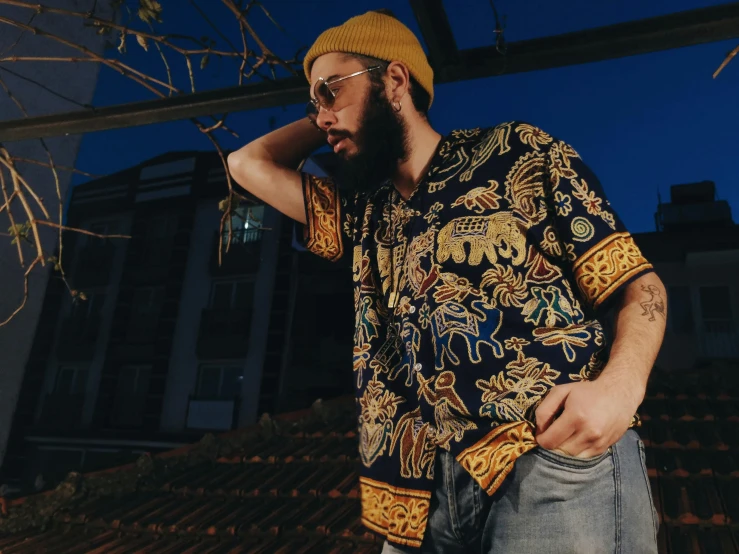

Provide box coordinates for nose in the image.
[316,106,336,132]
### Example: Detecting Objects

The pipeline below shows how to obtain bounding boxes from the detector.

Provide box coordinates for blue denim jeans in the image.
[382,430,658,554]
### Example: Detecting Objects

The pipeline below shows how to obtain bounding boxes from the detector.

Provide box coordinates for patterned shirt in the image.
[299,122,653,548]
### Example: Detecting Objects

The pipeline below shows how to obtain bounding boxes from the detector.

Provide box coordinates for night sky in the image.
[72,0,739,234]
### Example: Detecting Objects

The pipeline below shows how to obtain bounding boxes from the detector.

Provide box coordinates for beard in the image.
[330,85,410,195]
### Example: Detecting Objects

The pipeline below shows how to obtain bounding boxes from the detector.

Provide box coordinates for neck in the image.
[392,117,442,200]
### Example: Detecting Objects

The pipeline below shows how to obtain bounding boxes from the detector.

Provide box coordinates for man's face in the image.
[310,53,409,194]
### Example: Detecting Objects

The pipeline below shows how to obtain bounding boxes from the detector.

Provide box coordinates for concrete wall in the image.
[0,0,110,465]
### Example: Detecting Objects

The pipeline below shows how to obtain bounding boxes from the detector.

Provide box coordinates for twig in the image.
[0,166,25,266]
[0,15,175,96]
[0,0,241,58]
[10,169,44,266]
[0,189,16,214]
[184,53,195,93]
[714,43,739,78]
[0,65,91,110]
[0,152,51,220]
[220,0,297,77]
[153,40,174,96]
[10,157,100,177]
[0,258,39,327]
[0,9,36,57]
[33,219,131,239]
[188,0,243,56]
[40,136,65,282]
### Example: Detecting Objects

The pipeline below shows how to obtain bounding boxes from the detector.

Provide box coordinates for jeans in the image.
[382,430,658,554]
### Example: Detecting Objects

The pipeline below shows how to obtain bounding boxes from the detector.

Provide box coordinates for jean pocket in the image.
[637,439,660,539]
[533,445,612,469]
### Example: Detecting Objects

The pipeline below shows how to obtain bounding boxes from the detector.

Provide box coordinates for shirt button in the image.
[413,363,422,372]
[409,306,416,314]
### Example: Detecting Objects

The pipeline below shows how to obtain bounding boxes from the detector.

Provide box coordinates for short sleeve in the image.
[298,172,352,262]
[544,139,653,311]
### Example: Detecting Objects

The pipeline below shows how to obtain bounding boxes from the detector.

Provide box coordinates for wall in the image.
[0,0,111,465]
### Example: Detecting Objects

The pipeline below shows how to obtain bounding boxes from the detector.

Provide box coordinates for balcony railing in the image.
[186,397,239,431]
[211,229,263,275]
[196,308,251,358]
[700,321,739,359]
[37,393,85,430]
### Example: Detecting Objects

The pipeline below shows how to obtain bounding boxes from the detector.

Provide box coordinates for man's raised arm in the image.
[227,118,326,225]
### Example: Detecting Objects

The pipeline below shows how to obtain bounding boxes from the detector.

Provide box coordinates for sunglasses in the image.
[306,65,381,126]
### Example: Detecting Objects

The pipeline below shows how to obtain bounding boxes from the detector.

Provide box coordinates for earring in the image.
[392,100,402,112]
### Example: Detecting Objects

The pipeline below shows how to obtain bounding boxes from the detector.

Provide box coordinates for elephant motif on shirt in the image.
[437,211,527,267]
[430,299,504,370]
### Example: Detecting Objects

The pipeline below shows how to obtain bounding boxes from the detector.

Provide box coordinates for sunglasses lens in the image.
[315,81,334,109]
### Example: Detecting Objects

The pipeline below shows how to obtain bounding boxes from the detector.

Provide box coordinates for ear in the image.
[385,61,411,103]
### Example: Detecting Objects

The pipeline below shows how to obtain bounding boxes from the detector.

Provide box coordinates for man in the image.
[228,9,666,553]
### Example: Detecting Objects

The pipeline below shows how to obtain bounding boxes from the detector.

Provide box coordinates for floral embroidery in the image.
[554,190,572,216]
[298,121,653,547]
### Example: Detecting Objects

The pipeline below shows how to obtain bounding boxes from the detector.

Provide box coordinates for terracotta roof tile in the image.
[2,369,739,553]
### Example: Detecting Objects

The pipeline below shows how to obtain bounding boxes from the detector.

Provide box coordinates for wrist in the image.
[596,367,646,411]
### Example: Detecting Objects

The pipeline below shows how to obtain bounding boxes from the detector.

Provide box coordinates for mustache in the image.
[328,129,352,141]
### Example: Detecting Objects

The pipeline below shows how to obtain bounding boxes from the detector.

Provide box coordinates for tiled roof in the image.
[638,364,739,554]
[0,396,379,553]
[1,366,738,553]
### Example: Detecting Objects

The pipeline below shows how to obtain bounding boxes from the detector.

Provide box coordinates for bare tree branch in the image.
[714,43,739,78]
[0,258,39,327]
[0,0,294,324]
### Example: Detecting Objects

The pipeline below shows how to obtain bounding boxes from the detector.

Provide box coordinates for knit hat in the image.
[303,10,434,107]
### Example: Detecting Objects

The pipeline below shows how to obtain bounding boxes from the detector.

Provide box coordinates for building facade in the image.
[0,151,353,493]
[634,181,739,370]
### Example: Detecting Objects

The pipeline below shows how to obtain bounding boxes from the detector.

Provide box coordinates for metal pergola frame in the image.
[1,1,738,142]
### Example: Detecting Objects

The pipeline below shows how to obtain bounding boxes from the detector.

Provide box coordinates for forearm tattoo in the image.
[639,284,666,322]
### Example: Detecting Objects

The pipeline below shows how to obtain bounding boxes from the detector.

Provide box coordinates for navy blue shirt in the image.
[300,122,653,548]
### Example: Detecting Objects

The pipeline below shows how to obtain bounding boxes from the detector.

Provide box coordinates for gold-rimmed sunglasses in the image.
[306,65,381,126]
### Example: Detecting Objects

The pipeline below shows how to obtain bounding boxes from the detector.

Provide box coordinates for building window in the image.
[221,204,264,246]
[667,286,693,333]
[112,365,151,426]
[128,286,165,340]
[146,214,178,240]
[699,286,733,332]
[140,214,177,266]
[55,366,88,395]
[210,280,254,312]
[196,364,242,399]
[88,220,118,239]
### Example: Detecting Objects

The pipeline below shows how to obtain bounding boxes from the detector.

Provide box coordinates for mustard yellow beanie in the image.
[303,10,434,107]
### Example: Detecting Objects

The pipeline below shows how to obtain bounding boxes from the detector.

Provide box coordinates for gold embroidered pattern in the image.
[456,421,537,495]
[359,378,404,467]
[571,216,595,242]
[460,123,513,182]
[302,173,344,261]
[437,212,527,266]
[504,151,548,225]
[515,123,553,151]
[360,476,431,547]
[452,180,502,214]
[573,232,652,309]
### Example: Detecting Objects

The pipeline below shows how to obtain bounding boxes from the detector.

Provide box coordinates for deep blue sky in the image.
[73,0,739,233]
